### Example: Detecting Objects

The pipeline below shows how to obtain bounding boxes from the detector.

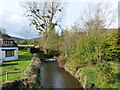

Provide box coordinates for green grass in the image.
[0,51,33,82]
[82,66,97,83]
[18,45,34,47]
[79,64,120,88]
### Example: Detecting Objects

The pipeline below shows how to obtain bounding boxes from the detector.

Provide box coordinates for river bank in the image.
[57,56,120,88]
[57,57,97,88]
[2,57,41,89]
[63,62,90,88]
[57,56,86,88]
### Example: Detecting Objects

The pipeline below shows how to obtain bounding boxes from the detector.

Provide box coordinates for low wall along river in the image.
[41,61,83,88]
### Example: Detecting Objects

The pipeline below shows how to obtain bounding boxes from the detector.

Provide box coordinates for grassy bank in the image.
[0,51,33,82]
[2,57,41,89]
[64,61,120,88]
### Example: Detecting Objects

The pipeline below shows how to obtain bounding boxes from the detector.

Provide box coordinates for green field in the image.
[18,45,34,47]
[0,51,33,83]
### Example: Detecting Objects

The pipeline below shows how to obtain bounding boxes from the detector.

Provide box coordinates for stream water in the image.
[41,61,83,88]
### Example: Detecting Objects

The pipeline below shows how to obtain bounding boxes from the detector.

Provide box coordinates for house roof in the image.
[0,34,18,47]
[0,34,13,40]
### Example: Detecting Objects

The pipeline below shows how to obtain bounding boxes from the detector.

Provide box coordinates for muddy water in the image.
[41,62,82,88]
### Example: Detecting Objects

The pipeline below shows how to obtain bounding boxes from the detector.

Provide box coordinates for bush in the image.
[96,62,114,82]
[102,30,120,62]
[46,50,60,58]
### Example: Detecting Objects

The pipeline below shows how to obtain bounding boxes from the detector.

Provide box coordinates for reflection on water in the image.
[41,62,82,88]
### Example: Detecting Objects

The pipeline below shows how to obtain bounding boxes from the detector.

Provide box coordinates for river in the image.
[41,61,83,88]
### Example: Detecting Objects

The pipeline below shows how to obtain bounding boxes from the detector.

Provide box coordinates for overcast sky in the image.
[0,0,119,39]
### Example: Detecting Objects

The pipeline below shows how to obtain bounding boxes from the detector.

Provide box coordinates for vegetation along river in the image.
[41,61,82,88]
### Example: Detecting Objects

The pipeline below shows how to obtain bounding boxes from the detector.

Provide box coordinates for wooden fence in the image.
[0,58,33,82]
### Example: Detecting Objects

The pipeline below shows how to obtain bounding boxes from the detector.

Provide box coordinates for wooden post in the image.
[6,72,8,81]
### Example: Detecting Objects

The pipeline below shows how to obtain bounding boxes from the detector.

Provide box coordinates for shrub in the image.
[46,50,60,58]
[102,30,120,62]
[96,62,114,82]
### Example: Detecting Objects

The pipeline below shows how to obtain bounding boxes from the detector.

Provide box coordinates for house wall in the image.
[0,47,18,61]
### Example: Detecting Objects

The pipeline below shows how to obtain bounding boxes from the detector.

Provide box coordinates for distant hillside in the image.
[11,36,25,41]
[27,37,40,40]
[11,36,40,41]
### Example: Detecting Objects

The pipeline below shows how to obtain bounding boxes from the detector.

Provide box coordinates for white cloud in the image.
[0,0,38,39]
[10,14,24,24]
[0,8,3,16]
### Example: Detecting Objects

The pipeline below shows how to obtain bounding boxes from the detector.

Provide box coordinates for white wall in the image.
[0,47,18,61]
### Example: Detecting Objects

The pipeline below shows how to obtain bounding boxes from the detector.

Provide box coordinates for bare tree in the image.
[77,2,116,33]
[0,28,7,34]
[23,1,64,35]
[22,1,65,53]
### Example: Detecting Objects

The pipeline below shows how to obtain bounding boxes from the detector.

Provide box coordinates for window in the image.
[3,40,14,44]
[10,41,13,44]
[5,50,14,57]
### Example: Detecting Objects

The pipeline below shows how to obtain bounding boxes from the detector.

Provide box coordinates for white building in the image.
[0,34,18,61]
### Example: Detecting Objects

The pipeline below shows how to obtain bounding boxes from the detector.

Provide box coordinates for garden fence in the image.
[0,59,33,83]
